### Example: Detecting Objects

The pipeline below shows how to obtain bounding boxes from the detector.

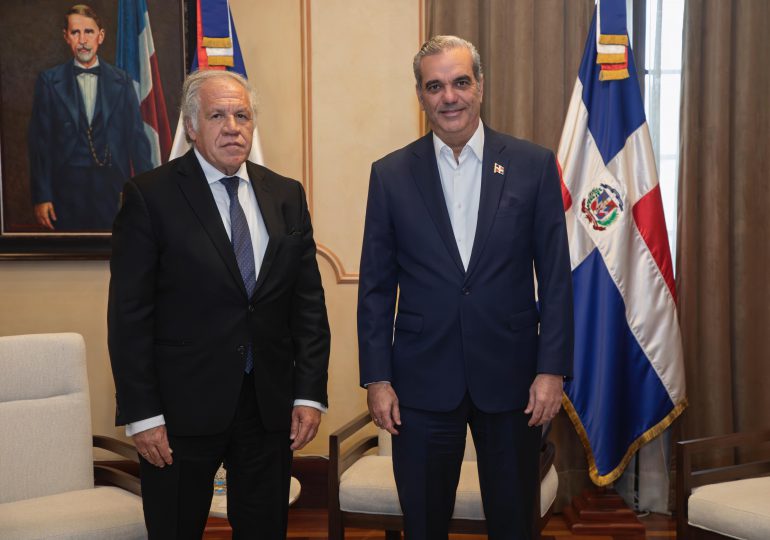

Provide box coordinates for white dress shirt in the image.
[433,120,485,270]
[74,58,99,124]
[125,150,324,437]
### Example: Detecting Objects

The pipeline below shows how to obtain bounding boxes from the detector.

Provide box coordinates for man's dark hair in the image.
[64,4,102,30]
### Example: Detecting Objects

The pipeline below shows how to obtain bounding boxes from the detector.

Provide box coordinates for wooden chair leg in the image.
[328,507,343,540]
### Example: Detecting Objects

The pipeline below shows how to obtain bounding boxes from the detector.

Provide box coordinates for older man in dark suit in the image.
[358,36,573,539]
[28,4,152,231]
[108,69,330,539]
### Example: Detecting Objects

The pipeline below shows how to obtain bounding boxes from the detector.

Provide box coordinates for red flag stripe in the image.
[632,184,676,302]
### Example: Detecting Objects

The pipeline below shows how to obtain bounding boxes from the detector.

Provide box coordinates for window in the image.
[633,0,685,267]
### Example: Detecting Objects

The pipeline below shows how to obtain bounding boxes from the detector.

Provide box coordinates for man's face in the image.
[63,14,104,67]
[417,47,483,150]
[186,78,254,176]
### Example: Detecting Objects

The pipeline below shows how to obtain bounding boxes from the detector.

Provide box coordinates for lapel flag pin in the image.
[494,163,505,175]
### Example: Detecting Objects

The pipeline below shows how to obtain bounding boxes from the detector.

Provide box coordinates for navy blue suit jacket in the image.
[28,59,152,204]
[358,126,574,413]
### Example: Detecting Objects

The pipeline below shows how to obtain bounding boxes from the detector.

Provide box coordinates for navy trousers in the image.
[392,394,541,540]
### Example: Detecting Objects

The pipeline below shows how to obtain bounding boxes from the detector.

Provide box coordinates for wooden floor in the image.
[204,509,675,539]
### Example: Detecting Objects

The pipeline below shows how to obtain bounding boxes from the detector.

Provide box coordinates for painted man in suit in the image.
[358,36,574,539]
[28,4,152,231]
[108,69,330,539]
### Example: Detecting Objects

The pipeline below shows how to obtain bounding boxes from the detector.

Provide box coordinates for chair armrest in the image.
[94,464,142,496]
[540,440,555,481]
[329,410,381,527]
[329,411,378,479]
[676,429,770,539]
[93,435,140,464]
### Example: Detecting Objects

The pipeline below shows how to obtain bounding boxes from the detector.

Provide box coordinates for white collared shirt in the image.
[125,151,323,437]
[74,58,99,124]
[433,120,485,270]
[195,148,269,269]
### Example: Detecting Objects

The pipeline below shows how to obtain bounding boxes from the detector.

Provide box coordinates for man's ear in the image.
[184,118,196,141]
[477,75,484,103]
[97,28,105,45]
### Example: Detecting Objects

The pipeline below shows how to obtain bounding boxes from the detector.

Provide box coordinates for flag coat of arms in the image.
[558,3,687,485]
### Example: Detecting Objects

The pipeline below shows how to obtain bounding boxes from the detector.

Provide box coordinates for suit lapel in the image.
[410,133,465,275]
[465,127,508,281]
[98,61,118,128]
[52,64,80,128]
[247,162,281,293]
[175,151,248,297]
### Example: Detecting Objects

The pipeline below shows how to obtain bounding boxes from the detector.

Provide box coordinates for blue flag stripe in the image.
[566,249,676,475]
[578,14,646,165]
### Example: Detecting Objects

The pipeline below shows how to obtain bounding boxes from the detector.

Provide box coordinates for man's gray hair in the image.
[181,70,258,142]
[413,35,483,89]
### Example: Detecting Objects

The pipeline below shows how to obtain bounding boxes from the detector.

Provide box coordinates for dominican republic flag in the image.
[558,0,687,486]
[168,0,264,164]
[116,0,172,167]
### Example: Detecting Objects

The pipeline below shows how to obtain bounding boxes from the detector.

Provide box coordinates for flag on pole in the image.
[169,0,263,164]
[557,0,687,486]
[116,0,172,167]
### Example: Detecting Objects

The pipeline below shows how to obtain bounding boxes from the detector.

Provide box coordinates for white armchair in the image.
[0,333,147,540]
[676,429,770,540]
[329,411,558,539]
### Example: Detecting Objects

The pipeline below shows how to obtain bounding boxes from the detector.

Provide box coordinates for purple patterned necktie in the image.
[221,176,255,373]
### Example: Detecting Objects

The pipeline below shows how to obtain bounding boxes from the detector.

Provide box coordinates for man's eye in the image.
[456,80,470,87]
[426,84,440,93]
[237,113,249,120]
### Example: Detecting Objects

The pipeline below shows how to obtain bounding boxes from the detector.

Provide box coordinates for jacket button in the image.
[237,345,246,356]
[248,304,255,312]
[461,287,471,295]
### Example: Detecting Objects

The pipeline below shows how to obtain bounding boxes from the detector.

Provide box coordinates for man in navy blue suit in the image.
[28,4,152,231]
[358,36,574,539]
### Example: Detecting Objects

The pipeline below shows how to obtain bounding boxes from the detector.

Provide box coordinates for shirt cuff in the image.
[125,415,165,437]
[293,399,328,414]
[363,381,391,388]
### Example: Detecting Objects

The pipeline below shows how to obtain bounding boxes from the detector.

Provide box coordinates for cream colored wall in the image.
[0,0,422,457]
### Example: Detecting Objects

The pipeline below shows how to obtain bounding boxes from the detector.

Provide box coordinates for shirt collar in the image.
[432,120,485,164]
[194,148,250,186]
[73,57,100,70]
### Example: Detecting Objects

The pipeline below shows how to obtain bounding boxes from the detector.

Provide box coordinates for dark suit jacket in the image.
[108,150,330,435]
[358,126,573,413]
[28,59,152,204]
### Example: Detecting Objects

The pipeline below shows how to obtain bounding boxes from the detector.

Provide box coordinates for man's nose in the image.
[223,116,238,132]
[442,86,458,103]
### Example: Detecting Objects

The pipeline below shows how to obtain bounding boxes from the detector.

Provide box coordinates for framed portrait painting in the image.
[0,0,187,259]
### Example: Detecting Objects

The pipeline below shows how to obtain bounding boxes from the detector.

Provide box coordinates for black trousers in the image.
[139,373,292,539]
[392,394,541,540]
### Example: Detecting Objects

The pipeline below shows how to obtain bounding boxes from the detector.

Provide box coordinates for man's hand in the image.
[290,406,322,451]
[367,382,401,435]
[34,202,56,230]
[132,425,173,468]
[525,374,564,427]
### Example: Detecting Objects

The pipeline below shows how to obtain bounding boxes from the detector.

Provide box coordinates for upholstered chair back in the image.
[0,333,94,503]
